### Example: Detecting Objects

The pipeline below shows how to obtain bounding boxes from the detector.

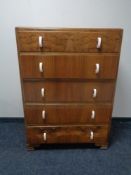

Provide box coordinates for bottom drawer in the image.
[27,125,109,145]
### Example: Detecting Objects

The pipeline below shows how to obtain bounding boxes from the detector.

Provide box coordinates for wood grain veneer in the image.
[16,27,123,150]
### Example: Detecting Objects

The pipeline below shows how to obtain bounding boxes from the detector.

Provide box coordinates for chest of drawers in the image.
[16,27,123,150]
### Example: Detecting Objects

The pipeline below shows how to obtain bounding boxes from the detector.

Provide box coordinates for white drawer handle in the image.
[39,62,43,72]
[95,63,100,74]
[42,110,45,120]
[96,37,102,49]
[93,88,97,98]
[43,132,47,141]
[41,88,45,97]
[91,110,95,119]
[38,36,43,48]
[90,131,94,140]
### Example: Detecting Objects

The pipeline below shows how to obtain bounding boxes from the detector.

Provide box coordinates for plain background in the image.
[0,0,131,118]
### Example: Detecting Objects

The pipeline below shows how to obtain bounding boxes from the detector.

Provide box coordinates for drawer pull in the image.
[96,37,102,49]
[39,62,43,72]
[41,88,45,97]
[38,36,43,48]
[43,132,47,141]
[42,110,45,120]
[90,131,94,140]
[91,110,95,119]
[95,63,100,74]
[93,88,97,98]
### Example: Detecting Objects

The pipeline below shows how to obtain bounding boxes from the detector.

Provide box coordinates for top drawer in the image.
[16,29,123,53]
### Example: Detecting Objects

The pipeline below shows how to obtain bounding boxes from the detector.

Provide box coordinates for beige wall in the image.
[0,0,131,117]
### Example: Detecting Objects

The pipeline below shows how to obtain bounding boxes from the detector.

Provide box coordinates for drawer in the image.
[23,81,115,103]
[27,125,109,145]
[25,104,112,125]
[20,54,119,79]
[17,30,122,52]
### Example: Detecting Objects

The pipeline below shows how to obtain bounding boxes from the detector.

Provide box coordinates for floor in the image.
[0,119,131,175]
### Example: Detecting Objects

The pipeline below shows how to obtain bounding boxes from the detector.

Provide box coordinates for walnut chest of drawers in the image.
[16,27,123,150]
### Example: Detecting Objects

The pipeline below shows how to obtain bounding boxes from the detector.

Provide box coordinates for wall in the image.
[0,0,131,117]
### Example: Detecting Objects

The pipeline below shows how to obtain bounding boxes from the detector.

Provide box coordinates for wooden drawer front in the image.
[20,54,119,79]
[17,31,122,52]
[25,104,112,125]
[23,81,115,103]
[27,125,109,145]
